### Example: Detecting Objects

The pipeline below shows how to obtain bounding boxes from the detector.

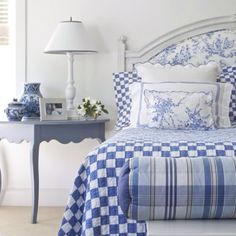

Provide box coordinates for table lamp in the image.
[44,17,97,119]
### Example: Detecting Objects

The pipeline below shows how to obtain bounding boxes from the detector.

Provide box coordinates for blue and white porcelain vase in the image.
[4,99,26,121]
[20,83,43,119]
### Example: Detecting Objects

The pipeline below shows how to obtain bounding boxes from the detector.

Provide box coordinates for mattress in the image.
[58,127,236,236]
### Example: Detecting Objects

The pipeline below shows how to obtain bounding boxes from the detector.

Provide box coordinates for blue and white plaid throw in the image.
[58,127,236,236]
[118,156,236,220]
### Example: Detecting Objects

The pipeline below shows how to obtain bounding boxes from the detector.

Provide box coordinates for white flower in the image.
[78,107,86,116]
[96,104,102,113]
[78,97,108,118]
[90,99,97,106]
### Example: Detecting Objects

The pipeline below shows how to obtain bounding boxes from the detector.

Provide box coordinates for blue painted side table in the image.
[0,119,109,223]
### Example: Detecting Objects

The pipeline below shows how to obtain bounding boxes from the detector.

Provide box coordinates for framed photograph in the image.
[39,98,67,120]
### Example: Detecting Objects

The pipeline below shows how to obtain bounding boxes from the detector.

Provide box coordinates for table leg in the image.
[30,141,40,224]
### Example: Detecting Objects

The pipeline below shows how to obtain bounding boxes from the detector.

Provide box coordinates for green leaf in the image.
[103,109,108,114]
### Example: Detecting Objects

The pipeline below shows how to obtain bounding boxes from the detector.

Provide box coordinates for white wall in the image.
[1,0,236,206]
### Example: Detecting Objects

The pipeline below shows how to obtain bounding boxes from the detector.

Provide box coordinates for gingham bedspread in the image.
[58,127,236,236]
[118,156,236,221]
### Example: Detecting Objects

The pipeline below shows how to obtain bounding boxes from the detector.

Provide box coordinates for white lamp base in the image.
[65,52,78,120]
[67,109,79,120]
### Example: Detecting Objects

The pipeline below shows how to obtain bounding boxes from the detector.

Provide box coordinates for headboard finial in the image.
[117,35,128,71]
[119,35,127,44]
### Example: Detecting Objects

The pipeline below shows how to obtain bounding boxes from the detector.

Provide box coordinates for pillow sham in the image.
[129,82,232,129]
[136,62,219,83]
[112,71,141,129]
[218,65,236,123]
[113,63,219,130]
[143,90,215,130]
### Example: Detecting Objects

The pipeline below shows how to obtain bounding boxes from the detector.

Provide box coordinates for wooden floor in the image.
[0,207,64,236]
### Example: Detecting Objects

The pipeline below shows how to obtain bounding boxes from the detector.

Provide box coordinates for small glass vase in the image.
[85,113,99,120]
[20,83,43,120]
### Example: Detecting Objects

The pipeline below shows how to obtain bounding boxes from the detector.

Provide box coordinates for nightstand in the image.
[0,119,109,223]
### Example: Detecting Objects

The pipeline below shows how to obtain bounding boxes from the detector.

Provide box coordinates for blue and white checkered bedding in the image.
[58,127,236,236]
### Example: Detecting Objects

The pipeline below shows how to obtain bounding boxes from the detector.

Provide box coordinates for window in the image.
[0,0,8,45]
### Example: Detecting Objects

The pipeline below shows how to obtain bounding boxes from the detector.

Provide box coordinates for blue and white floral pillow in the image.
[129,82,232,129]
[143,90,215,130]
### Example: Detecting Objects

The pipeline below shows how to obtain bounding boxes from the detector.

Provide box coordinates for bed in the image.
[58,15,236,236]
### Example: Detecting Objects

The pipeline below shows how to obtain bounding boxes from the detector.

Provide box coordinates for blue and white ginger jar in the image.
[5,99,26,121]
[20,83,43,119]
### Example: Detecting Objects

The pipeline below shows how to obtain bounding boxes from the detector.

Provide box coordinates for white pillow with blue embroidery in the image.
[129,82,232,129]
[144,90,215,130]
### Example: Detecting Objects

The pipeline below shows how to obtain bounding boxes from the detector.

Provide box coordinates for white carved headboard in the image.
[118,14,236,72]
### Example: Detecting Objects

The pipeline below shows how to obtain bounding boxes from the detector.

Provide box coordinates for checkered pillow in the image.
[218,65,236,122]
[113,71,141,129]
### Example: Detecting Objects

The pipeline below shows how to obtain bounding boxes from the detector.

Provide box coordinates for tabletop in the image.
[0,118,109,125]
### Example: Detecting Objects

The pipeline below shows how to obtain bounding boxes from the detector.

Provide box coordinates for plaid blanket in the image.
[58,128,236,236]
[118,156,236,220]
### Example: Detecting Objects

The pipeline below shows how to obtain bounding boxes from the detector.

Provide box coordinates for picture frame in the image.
[39,98,67,121]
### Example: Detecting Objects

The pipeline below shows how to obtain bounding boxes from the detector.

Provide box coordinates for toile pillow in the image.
[218,65,236,123]
[112,71,141,129]
[129,82,232,129]
[143,90,215,130]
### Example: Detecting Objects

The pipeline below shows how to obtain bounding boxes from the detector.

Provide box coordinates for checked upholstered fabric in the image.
[113,71,141,130]
[218,65,236,122]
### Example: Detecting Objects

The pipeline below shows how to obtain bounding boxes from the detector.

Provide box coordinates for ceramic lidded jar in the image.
[5,99,26,121]
[20,83,43,120]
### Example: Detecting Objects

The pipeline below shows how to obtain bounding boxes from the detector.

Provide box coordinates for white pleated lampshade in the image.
[44,18,97,54]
